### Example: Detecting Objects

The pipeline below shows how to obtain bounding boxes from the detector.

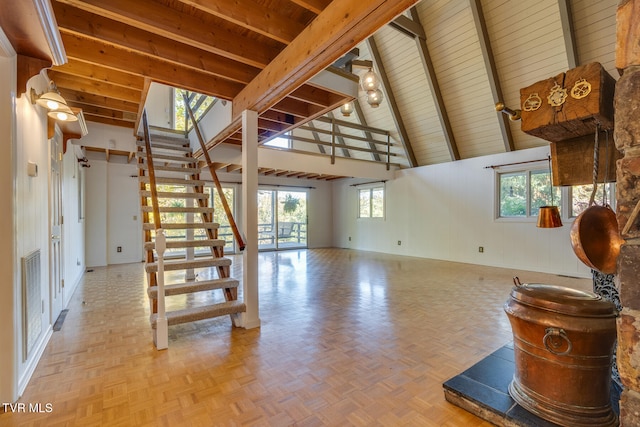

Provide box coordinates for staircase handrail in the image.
[142,110,162,230]
[182,93,246,250]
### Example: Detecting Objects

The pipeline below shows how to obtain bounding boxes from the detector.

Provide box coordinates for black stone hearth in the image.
[443,343,621,427]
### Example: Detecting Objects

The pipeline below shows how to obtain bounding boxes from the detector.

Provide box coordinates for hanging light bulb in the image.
[361,68,380,92]
[366,89,383,108]
[340,102,354,117]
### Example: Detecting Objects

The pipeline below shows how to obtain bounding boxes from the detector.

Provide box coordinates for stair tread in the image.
[138,152,196,163]
[139,176,207,186]
[143,222,219,230]
[145,257,231,273]
[147,277,239,298]
[137,141,192,152]
[150,300,246,328]
[139,163,200,173]
[144,238,226,249]
[140,206,214,213]
[140,190,209,199]
[139,134,190,145]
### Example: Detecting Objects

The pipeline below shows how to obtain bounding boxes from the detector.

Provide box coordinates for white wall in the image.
[0,41,17,404]
[81,123,141,266]
[84,157,141,266]
[62,145,86,305]
[333,146,592,278]
[85,159,107,266]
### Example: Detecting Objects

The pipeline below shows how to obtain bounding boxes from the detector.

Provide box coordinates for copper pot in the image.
[570,205,623,274]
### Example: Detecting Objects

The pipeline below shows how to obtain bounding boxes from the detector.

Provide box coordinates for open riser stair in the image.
[137,129,245,343]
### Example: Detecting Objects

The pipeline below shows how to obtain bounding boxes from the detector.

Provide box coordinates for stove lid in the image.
[510,283,617,317]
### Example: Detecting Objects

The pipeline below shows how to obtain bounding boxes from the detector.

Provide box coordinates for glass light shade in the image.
[340,102,353,117]
[36,91,67,111]
[366,89,383,108]
[537,206,563,228]
[361,68,380,91]
[48,105,78,122]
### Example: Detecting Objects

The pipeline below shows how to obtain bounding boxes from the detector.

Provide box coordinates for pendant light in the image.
[340,102,354,117]
[537,156,562,228]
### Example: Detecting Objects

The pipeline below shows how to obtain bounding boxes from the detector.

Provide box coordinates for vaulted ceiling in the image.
[0,0,620,172]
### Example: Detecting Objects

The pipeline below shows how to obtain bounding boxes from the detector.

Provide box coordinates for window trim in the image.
[357,184,385,219]
[494,163,562,223]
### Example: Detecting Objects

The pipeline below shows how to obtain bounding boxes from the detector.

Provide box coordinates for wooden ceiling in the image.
[34,0,415,146]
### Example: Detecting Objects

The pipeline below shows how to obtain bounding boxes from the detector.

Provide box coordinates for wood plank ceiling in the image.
[0,0,620,176]
[48,0,349,139]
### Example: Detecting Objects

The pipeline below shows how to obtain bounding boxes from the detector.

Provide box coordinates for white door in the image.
[50,135,63,323]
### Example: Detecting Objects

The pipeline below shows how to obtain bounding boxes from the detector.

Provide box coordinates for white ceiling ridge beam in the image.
[408,7,459,162]
[557,0,579,69]
[468,0,515,153]
[367,35,418,166]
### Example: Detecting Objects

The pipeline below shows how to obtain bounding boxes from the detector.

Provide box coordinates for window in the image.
[358,186,384,218]
[498,169,560,218]
[570,183,615,217]
[264,133,291,149]
[173,88,216,131]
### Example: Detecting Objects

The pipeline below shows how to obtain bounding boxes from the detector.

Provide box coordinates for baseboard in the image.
[17,326,52,398]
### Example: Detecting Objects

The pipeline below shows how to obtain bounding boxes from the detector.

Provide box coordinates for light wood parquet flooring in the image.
[0,248,592,427]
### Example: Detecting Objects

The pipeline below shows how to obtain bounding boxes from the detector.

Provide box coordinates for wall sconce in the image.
[30,81,78,122]
[340,102,354,117]
[495,102,521,121]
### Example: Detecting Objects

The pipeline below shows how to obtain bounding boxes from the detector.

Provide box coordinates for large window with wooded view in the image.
[498,169,561,218]
[497,167,615,220]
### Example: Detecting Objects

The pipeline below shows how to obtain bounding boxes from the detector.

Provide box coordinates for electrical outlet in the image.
[117,246,122,253]
[397,240,402,246]
[479,246,484,253]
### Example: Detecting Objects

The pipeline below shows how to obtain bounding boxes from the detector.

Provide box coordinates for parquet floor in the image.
[0,248,591,427]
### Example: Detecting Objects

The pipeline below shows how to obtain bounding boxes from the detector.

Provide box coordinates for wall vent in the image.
[22,249,41,361]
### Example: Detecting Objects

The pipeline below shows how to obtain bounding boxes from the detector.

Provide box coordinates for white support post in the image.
[154,228,168,349]
[185,182,195,281]
[240,109,260,329]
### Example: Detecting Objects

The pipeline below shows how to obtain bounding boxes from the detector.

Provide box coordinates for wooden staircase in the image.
[137,128,245,341]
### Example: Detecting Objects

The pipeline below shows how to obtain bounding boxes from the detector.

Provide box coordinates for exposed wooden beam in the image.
[54,0,279,68]
[260,110,302,126]
[557,0,578,68]
[58,88,139,112]
[49,70,143,103]
[468,0,515,153]
[231,0,421,118]
[83,114,135,128]
[53,2,260,85]
[288,85,344,108]
[306,122,327,154]
[53,58,145,90]
[61,33,245,100]
[408,7,458,161]
[327,112,351,157]
[289,0,329,15]
[353,99,381,161]
[65,101,136,122]
[367,36,418,167]
[271,97,318,118]
[178,0,304,45]
[389,14,426,39]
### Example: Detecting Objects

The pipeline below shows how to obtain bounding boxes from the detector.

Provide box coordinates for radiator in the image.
[22,249,41,361]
